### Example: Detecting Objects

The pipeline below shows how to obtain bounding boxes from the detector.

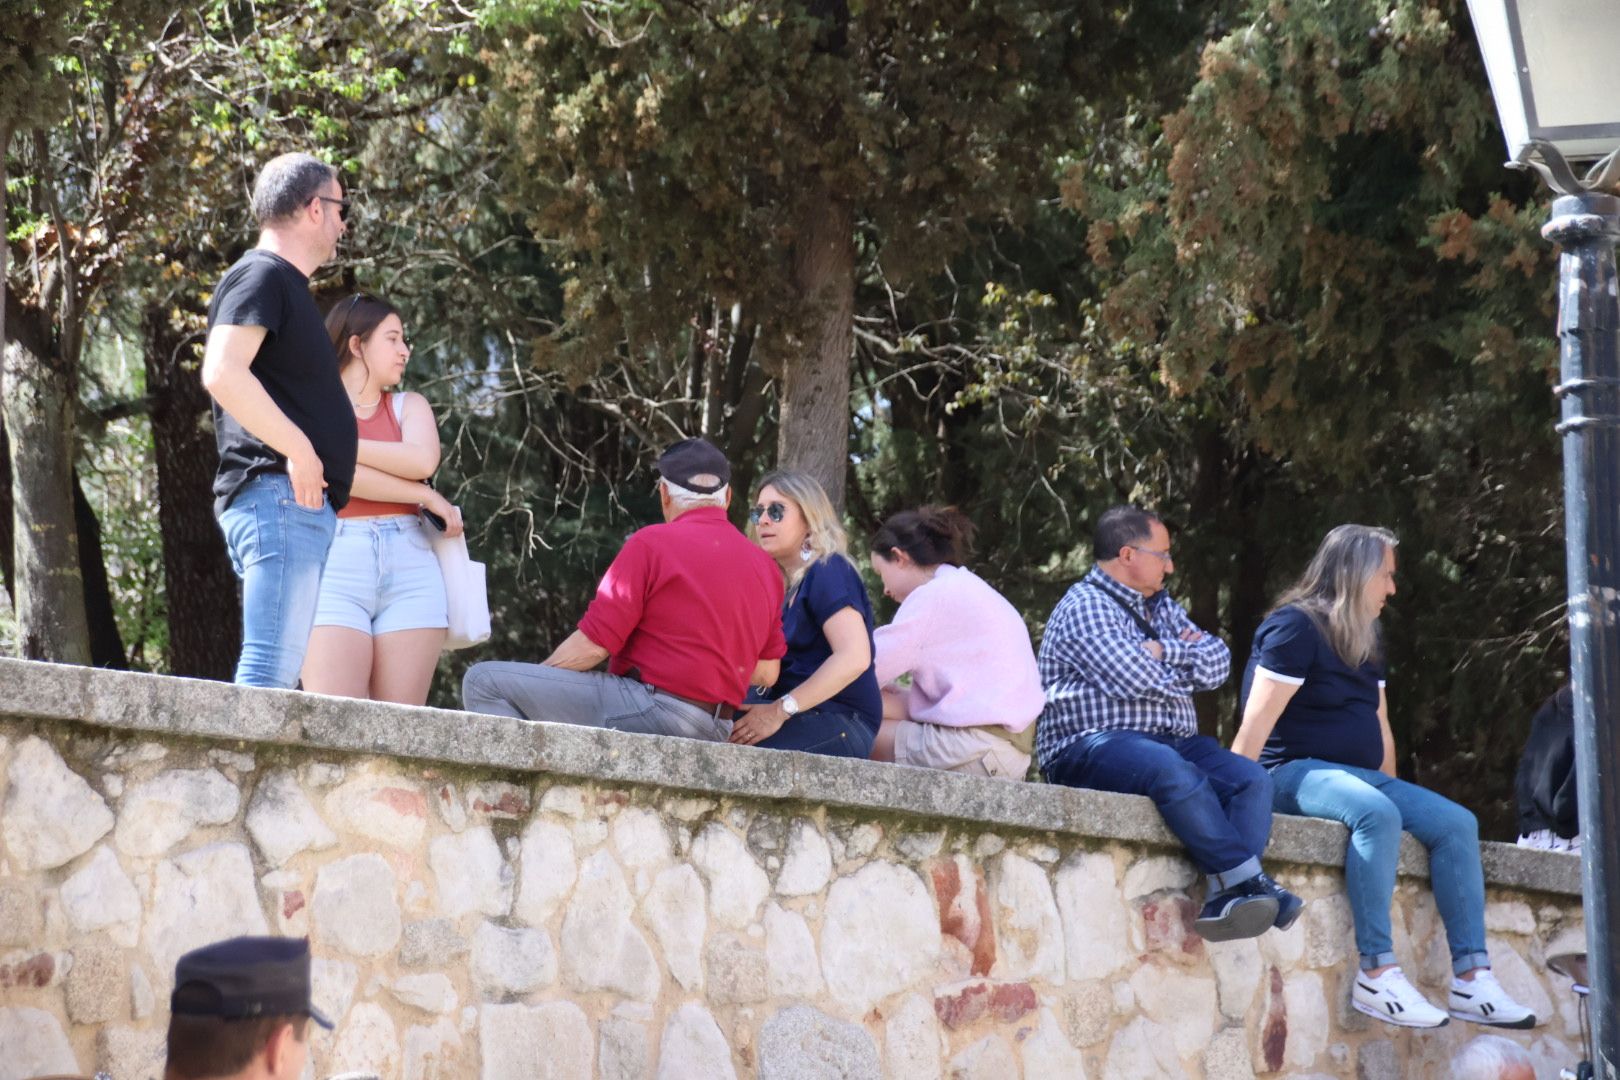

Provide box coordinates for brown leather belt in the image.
[625,668,737,721]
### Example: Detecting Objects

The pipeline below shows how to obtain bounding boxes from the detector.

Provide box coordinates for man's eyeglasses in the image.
[749,502,787,525]
[315,195,351,222]
[1128,544,1173,563]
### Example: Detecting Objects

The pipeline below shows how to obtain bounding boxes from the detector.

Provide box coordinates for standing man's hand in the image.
[287,444,328,509]
[1142,640,1166,661]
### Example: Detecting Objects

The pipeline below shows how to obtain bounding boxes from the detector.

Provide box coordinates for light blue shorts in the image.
[313,515,448,635]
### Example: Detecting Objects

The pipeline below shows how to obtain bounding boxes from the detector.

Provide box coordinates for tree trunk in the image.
[778,183,855,511]
[1186,424,1227,738]
[144,304,240,680]
[2,332,91,663]
[72,471,127,668]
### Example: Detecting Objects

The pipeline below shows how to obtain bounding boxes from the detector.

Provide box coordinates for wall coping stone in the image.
[1,657,1578,897]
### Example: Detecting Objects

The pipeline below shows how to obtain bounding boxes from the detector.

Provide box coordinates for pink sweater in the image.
[873,564,1044,731]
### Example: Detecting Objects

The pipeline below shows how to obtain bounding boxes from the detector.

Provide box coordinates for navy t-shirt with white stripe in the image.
[1240,605,1386,771]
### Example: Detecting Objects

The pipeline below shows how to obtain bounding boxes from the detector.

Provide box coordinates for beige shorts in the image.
[892,721,1031,780]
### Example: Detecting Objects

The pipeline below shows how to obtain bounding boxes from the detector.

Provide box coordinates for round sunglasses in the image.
[749,501,788,525]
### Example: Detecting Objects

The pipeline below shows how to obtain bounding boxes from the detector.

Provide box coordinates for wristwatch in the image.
[781,694,802,716]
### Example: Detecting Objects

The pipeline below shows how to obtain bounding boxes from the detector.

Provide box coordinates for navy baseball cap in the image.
[171,936,334,1029]
[655,438,730,494]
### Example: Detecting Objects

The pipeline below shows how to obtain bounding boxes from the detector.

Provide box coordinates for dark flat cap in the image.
[171,936,334,1029]
[656,437,730,494]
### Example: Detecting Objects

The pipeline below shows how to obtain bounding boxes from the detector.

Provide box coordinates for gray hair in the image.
[1272,524,1398,669]
[252,152,338,225]
[1449,1035,1535,1080]
[660,478,728,510]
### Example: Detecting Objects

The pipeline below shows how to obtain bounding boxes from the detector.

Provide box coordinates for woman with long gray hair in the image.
[1232,525,1536,1031]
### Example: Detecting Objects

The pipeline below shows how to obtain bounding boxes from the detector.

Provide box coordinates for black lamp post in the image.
[1466,1,1620,1072]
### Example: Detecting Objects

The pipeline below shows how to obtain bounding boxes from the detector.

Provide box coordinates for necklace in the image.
[352,394,382,410]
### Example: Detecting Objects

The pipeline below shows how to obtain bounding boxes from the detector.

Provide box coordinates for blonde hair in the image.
[1272,524,1398,668]
[752,469,853,589]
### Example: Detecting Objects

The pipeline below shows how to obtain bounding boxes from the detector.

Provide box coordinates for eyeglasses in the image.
[1128,544,1173,563]
[749,502,787,525]
[315,195,351,221]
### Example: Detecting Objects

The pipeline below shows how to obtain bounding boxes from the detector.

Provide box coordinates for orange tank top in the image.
[338,392,420,519]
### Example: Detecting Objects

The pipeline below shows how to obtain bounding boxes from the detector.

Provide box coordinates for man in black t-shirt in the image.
[201,151,357,688]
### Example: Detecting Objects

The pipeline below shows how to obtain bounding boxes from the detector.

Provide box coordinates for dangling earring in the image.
[800,540,814,563]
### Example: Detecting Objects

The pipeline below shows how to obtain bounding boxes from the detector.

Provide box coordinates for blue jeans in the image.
[752,699,877,759]
[1270,758,1489,975]
[218,473,337,688]
[1045,730,1273,887]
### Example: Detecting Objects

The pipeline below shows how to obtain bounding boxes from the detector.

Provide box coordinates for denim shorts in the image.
[313,515,448,635]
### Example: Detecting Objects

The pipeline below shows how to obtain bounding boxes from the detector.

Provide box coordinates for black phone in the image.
[419,506,448,533]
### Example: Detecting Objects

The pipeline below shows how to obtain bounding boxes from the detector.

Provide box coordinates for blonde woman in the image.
[731,469,881,757]
[1232,525,1535,1031]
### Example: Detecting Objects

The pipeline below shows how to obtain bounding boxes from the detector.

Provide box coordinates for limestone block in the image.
[0,882,43,947]
[131,963,155,1019]
[246,769,337,867]
[1101,1017,1183,1080]
[324,772,429,848]
[466,780,531,821]
[1485,900,1537,936]
[115,768,240,857]
[991,852,1064,983]
[1055,851,1132,980]
[599,1004,652,1080]
[0,948,66,989]
[843,822,884,859]
[145,842,268,980]
[0,1007,79,1078]
[1057,981,1112,1047]
[1020,1008,1087,1078]
[613,806,673,885]
[1205,937,1264,1020]
[822,861,938,1013]
[2,735,114,872]
[1202,1025,1252,1080]
[1282,971,1330,1069]
[1257,916,1305,968]
[777,820,834,897]
[471,921,556,998]
[329,1002,401,1077]
[435,783,469,831]
[1486,942,1554,1026]
[539,784,587,818]
[1128,964,1217,1057]
[946,1034,1017,1080]
[61,844,140,938]
[1356,1038,1399,1080]
[757,1004,879,1080]
[96,1025,164,1080]
[1304,892,1354,969]
[514,818,577,926]
[402,1017,466,1080]
[642,863,706,991]
[207,748,256,773]
[765,902,824,997]
[1135,891,1203,962]
[705,934,768,1005]
[480,1001,594,1080]
[66,939,125,1024]
[882,992,941,1080]
[560,850,659,1001]
[932,854,994,978]
[389,972,458,1014]
[1121,853,1196,900]
[933,979,1037,1030]
[312,958,358,1028]
[430,826,512,918]
[894,829,946,862]
[654,1003,737,1080]
[401,918,468,968]
[692,823,769,928]
[312,853,402,958]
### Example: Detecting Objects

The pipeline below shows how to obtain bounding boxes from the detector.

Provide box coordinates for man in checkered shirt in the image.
[1037,505,1302,941]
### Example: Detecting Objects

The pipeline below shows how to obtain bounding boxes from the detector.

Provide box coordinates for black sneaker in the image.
[1254,872,1305,931]
[1194,879,1280,942]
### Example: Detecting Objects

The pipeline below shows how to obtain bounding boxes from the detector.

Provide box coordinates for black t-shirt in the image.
[207,250,356,515]
[1240,604,1387,772]
[777,557,883,730]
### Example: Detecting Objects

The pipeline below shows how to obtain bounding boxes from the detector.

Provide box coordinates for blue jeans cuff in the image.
[1452,952,1491,977]
[1360,951,1398,971]
[1208,856,1261,892]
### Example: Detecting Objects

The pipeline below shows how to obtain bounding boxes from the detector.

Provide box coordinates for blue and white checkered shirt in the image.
[1036,566,1231,767]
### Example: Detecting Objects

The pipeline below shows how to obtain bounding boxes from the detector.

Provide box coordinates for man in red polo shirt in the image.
[462,438,785,740]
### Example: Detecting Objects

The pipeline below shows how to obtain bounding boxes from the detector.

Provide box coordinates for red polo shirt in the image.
[578,506,786,707]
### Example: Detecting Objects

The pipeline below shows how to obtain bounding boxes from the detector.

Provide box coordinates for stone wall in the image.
[0,659,1589,1079]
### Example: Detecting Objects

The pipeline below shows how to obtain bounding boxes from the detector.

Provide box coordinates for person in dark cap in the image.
[164,936,333,1080]
[462,438,786,740]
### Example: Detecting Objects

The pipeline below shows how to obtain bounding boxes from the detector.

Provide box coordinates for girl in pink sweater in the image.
[868,507,1044,779]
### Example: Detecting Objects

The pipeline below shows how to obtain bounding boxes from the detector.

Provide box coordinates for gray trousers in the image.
[461,661,732,742]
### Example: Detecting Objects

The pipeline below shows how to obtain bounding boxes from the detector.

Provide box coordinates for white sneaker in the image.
[1352,967,1450,1028]
[1449,970,1538,1029]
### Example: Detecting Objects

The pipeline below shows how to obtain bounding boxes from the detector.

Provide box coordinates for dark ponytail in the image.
[870,505,975,568]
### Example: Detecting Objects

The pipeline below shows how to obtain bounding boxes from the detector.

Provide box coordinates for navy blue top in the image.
[1241,605,1387,772]
[777,557,883,730]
